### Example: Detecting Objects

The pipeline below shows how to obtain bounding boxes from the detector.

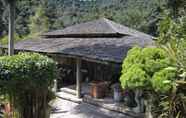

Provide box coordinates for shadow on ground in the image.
[50,98,134,118]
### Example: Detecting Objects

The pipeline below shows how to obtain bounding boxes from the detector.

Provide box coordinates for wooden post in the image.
[8,1,15,56]
[76,59,82,98]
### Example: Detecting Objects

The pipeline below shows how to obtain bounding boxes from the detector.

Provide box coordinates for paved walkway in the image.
[50,98,133,118]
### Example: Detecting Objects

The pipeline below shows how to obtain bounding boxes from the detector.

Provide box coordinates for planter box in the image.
[90,81,109,98]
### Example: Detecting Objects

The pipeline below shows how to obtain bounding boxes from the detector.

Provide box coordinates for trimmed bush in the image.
[120,46,176,92]
[120,64,150,89]
[152,67,177,93]
[142,48,172,76]
[121,47,143,74]
[0,53,57,118]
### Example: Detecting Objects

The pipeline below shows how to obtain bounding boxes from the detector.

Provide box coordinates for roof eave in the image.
[41,33,126,38]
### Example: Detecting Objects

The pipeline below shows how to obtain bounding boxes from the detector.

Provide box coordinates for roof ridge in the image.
[103,18,120,34]
[103,18,154,38]
[42,18,153,39]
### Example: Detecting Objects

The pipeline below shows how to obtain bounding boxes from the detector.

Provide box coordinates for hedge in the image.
[0,53,57,118]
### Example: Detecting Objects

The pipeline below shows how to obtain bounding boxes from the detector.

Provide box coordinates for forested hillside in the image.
[0,0,185,43]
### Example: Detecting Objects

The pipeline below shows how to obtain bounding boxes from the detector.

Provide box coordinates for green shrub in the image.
[158,15,186,74]
[120,64,150,89]
[142,48,173,76]
[155,15,186,118]
[120,46,176,92]
[0,34,22,45]
[121,47,143,74]
[0,53,57,118]
[152,67,177,93]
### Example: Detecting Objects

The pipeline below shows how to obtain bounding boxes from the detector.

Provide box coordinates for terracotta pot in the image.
[132,89,144,113]
[4,103,12,117]
[90,81,108,98]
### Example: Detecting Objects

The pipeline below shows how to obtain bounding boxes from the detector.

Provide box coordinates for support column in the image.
[76,59,82,98]
[8,1,15,56]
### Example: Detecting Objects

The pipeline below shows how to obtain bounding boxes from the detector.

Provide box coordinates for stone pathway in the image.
[50,98,134,118]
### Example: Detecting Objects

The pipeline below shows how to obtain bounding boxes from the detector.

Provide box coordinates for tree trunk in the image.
[8,1,15,56]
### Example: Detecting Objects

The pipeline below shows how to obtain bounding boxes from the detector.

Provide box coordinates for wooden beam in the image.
[49,53,121,65]
[76,59,82,98]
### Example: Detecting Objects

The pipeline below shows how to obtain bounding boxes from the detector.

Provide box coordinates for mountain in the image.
[0,0,173,40]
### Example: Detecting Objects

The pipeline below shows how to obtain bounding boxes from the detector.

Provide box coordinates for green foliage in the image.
[158,15,186,75]
[151,14,186,118]
[0,33,22,45]
[0,1,5,34]
[0,53,56,86]
[152,67,177,93]
[120,46,175,92]
[112,0,163,34]
[0,53,57,118]
[120,64,150,89]
[29,5,49,36]
[0,0,185,37]
[166,0,186,18]
[0,0,167,38]
[121,47,143,74]
[142,48,173,76]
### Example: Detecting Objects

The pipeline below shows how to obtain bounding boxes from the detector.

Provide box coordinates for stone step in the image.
[83,95,144,118]
[56,91,82,104]
[60,87,76,95]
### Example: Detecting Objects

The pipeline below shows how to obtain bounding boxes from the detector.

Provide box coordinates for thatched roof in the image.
[1,18,154,64]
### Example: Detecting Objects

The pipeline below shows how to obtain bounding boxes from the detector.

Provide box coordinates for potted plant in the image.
[120,47,176,115]
[112,83,123,102]
[120,64,149,113]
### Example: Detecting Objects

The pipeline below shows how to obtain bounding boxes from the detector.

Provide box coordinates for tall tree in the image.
[0,1,5,36]
[166,0,186,18]
[29,5,49,36]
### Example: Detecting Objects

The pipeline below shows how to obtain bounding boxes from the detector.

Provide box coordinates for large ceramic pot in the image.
[123,90,136,107]
[132,89,145,113]
[112,83,123,102]
[145,99,153,118]
[90,81,109,98]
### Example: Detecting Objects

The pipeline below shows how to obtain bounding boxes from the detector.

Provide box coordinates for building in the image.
[0,18,154,99]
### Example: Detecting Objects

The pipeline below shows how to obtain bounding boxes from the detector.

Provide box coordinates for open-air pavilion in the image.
[0,18,154,100]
